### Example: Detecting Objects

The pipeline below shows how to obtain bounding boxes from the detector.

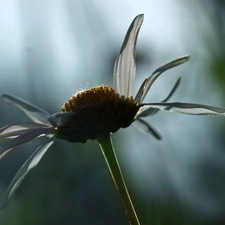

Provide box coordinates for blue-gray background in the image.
[0,1,225,224]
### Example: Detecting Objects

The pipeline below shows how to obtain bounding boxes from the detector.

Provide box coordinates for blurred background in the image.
[0,0,225,224]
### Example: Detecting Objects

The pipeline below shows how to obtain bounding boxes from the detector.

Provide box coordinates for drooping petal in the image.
[134,119,162,140]
[134,78,147,104]
[113,14,144,97]
[137,77,181,117]
[141,102,225,116]
[161,77,181,102]
[0,127,55,159]
[136,56,190,103]
[0,123,51,140]
[0,137,55,209]
[2,94,52,125]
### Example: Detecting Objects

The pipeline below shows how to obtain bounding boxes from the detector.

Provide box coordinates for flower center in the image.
[56,86,140,143]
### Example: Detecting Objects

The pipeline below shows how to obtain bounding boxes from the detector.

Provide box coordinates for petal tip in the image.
[133,14,144,27]
[135,13,144,21]
[181,55,191,62]
[1,94,10,101]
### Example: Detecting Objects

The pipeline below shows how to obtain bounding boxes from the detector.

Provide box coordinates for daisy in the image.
[1,14,225,225]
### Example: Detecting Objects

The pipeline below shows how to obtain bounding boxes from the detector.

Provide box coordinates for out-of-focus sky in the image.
[0,1,225,225]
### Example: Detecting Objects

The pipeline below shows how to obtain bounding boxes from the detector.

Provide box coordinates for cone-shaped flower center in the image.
[56,86,140,143]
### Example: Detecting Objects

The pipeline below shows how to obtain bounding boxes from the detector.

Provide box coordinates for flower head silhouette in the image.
[1,14,225,224]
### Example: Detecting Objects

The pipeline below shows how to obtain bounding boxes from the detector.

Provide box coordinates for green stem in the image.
[97,133,140,225]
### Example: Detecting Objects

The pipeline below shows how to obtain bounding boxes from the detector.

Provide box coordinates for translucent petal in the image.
[134,78,147,104]
[113,14,144,97]
[161,77,181,102]
[0,127,54,159]
[137,78,181,117]
[0,123,51,140]
[133,119,162,140]
[2,94,51,125]
[0,123,49,134]
[137,107,159,118]
[141,102,225,116]
[136,56,190,103]
[0,137,55,209]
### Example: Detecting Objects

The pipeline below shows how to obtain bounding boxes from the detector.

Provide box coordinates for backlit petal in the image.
[113,14,143,97]
[2,94,51,125]
[0,127,54,159]
[0,137,54,209]
[137,78,181,117]
[136,56,190,103]
[133,119,162,140]
[0,123,51,140]
[141,102,225,116]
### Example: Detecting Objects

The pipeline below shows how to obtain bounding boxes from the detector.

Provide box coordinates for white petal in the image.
[2,94,51,125]
[137,78,181,117]
[136,56,190,103]
[133,119,162,140]
[0,123,49,134]
[141,102,225,116]
[0,137,55,209]
[134,78,147,104]
[0,123,51,140]
[0,127,54,159]
[162,77,181,102]
[136,107,159,118]
[113,14,144,97]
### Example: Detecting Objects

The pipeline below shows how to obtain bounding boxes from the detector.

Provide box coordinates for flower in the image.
[1,14,225,211]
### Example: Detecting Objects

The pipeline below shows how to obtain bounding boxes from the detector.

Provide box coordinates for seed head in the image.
[57,86,140,142]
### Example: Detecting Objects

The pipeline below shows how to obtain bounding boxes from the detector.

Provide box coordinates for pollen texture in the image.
[56,86,140,143]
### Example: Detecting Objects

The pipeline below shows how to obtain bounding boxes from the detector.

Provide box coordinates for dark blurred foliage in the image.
[204,0,225,89]
[1,1,225,225]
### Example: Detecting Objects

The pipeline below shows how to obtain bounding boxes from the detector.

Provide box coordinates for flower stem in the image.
[97,133,140,225]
